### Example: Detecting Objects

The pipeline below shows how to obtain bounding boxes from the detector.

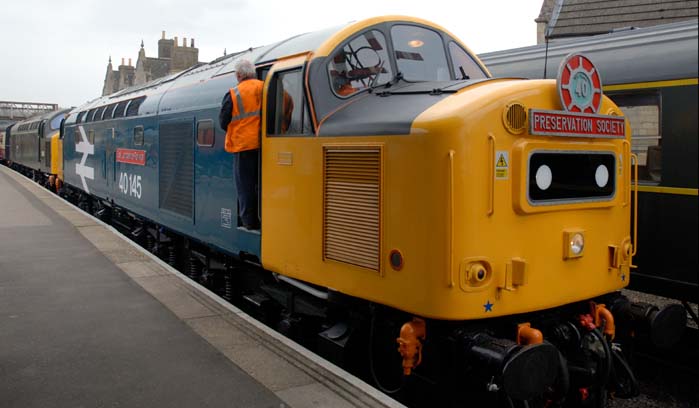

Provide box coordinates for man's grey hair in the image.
[235,59,256,80]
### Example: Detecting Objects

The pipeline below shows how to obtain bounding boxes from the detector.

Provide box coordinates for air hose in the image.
[369,307,404,394]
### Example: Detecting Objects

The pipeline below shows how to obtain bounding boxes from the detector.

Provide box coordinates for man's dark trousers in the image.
[235,149,259,229]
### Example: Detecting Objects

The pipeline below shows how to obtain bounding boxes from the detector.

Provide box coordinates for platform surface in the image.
[0,166,400,408]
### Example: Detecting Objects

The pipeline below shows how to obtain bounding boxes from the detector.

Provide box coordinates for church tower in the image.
[102,57,117,96]
[102,31,201,96]
[134,40,148,85]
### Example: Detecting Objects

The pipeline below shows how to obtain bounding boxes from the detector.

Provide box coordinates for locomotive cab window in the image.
[327,30,392,97]
[196,120,215,146]
[391,25,450,81]
[449,42,487,80]
[268,69,312,136]
[50,114,63,130]
[133,126,144,146]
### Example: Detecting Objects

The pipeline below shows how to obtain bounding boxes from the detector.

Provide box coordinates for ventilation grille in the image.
[323,147,382,271]
[504,102,527,134]
[159,122,193,218]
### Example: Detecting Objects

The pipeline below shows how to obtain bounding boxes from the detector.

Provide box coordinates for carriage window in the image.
[449,42,487,80]
[133,126,144,146]
[196,120,215,146]
[391,25,450,82]
[268,69,312,136]
[611,92,662,183]
[76,111,86,123]
[88,129,95,144]
[327,30,392,97]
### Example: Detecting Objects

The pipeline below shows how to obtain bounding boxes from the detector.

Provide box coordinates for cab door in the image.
[259,55,315,263]
[38,120,46,165]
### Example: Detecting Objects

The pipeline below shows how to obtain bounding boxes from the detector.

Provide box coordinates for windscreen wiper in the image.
[369,71,404,95]
[458,66,470,80]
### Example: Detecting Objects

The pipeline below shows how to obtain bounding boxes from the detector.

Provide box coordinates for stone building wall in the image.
[102,32,201,96]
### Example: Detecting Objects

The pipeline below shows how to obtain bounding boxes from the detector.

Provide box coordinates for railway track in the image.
[5,162,698,408]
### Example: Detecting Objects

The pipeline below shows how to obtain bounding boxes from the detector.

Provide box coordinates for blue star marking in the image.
[484,300,494,312]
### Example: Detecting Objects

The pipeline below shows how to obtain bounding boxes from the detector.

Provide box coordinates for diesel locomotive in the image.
[6,15,690,407]
[480,20,698,305]
[5,108,70,187]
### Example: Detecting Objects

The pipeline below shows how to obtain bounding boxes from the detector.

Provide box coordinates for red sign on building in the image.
[529,109,626,138]
[116,148,147,166]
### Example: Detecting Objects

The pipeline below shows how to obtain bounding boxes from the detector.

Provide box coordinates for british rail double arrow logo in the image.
[75,125,95,194]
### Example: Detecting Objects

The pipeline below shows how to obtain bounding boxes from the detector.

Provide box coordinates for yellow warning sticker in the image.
[495,151,509,180]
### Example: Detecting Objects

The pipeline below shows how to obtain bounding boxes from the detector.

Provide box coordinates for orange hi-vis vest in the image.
[224,78,264,153]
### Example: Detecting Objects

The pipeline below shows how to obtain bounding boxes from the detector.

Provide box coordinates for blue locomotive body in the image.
[62,68,260,258]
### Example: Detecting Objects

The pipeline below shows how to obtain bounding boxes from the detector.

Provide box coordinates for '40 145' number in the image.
[118,172,142,199]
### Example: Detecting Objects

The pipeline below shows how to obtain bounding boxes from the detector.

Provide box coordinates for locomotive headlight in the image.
[563,230,585,259]
[535,165,552,190]
[570,233,584,255]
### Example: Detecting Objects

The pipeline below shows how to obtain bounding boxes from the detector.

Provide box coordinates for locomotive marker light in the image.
[595,164,610,188]
[535,164,552,190]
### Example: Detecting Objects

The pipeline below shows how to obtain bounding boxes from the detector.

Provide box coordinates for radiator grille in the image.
[323,147,382,271]
[159,122,193,218]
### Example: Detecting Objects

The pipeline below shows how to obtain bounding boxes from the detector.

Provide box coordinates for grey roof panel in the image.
[548,0,698,37]
[479,20,698,85]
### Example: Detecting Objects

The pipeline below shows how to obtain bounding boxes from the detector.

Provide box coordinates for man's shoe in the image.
[238,224,260,232]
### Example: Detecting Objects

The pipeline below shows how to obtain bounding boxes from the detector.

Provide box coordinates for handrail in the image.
[622,140,631,207]
[488,133,495,216]
[448,149,455,288]
[631,153,639,257]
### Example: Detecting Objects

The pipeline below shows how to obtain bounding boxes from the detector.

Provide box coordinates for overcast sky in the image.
[1,0,543,108]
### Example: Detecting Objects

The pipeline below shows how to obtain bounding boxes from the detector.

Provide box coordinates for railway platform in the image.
[0,165,402,408]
